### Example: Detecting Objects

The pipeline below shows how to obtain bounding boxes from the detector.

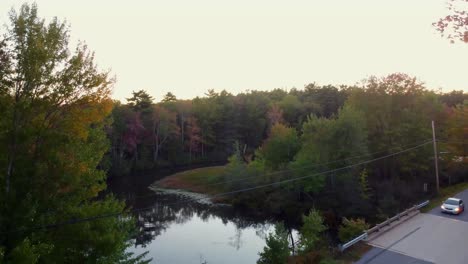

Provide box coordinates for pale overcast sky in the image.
[1,0,467,101]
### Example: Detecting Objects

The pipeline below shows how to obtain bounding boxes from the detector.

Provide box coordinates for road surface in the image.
[356,189,468,264]
[428,189,468,223]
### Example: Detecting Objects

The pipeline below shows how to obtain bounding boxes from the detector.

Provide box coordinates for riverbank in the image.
[153,166,226,195]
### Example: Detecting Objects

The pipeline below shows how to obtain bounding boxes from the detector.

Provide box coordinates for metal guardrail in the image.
[339,232,368,252]
[339,200,429,252]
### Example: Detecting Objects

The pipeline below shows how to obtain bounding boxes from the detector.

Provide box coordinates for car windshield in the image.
[445,199,459,205]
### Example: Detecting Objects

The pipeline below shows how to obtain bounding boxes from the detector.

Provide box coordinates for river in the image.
[108,170,291,264]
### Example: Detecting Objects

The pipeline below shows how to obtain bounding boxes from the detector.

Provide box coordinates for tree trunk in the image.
[154,143,160,163]
[6,153,14,194]
[6,99,19,194]
[180,115,185,145]
[289,228,295,256]
[201,142,204,158]
[189,140,192,164]
[119,144,124,168]
[153,121,160,163]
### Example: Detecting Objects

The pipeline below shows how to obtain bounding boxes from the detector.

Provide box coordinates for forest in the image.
[108,75,466,262]
[108,77,466,215]
[0,3,466,264]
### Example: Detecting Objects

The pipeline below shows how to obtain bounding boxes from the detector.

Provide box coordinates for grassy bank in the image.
[421,182,468,213]
[154,166,226,195]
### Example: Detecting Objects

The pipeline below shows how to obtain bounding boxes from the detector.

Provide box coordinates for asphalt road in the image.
[428,188,468,222]
[355,188,468,264]
[356,247,433,264]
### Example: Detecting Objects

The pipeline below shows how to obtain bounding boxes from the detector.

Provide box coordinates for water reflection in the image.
[120,188,281,264]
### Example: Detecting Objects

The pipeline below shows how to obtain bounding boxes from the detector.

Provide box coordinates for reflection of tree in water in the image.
[127,192,274,248]
[228,227,243,250]
[255,224,272,241]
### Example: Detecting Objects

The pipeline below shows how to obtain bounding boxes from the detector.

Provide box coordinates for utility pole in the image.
[432,120,440,194]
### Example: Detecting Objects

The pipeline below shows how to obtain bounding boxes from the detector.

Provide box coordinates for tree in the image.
[257,223,290,264]
[0,4,145,262]
[302,84,347,118]
[161,92,177,103]
[291,105,368,194]
[440,90,467,107]
[444,100,467,157]
[299,210,327,252]
[440,100,467,185]
[122,111,146,161]
[267,104,284,128]
[127,90,153,111]
[257,123,300,171]
[107,103,134,175]
[185,117,202,163]
[147,105,179,163]
[223,142,248,189]
[236,91,270,151]
[279,94,303,127]
[346,74,445,206]
[433,0,468,43]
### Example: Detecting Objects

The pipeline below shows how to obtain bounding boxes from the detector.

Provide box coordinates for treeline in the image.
[220,75,467,225]
[107,85,349,175]
[108,75,466,220]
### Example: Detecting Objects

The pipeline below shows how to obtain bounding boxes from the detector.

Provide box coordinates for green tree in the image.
[299,209,327,252]
[236,91,270,151]
[440,100,468,184]
[161,92,177,102]
[223,142,248,189]
[444,100,467,157]
[258,123,300,171]
[257,223,290,264]
[0,4,146,262]
[127,90,153,111]
[279,94,303,127]
[347,73,445,205]
[147,105,180,163]
[291,105,368,194]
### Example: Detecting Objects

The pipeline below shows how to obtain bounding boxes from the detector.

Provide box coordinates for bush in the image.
[257,223,290,264]
[299,209,327,252]
[338,218,369,243]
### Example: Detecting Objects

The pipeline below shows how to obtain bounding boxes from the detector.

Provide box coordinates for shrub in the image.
[338,218,369,243]
[257,223,290,264]
[299,209,327,252]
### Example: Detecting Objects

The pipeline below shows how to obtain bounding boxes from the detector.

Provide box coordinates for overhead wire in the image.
[131,139,433,201]
[2,140,432,235]
[12,138,434,222]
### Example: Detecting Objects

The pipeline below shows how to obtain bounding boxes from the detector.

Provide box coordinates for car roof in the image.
[446,198,462,202]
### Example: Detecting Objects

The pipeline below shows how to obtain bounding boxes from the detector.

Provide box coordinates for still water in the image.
[111,175,283,264]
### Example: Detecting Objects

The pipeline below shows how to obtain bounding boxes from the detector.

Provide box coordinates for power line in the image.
[132,139,433,200]
[156,141,432,207]
[2,140,432,235]
[14,139,433,222]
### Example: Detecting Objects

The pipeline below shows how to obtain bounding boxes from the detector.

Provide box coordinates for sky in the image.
[0,0,467,102]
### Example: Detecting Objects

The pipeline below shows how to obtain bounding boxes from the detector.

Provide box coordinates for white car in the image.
[441,198,465,215]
